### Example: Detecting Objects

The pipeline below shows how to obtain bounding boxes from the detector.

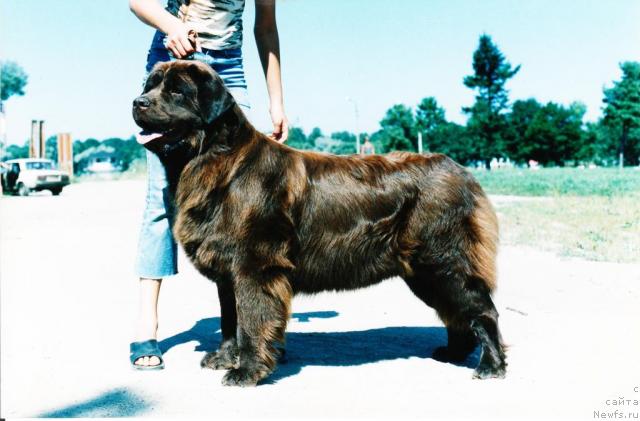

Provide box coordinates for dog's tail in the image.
[468,192,499,292]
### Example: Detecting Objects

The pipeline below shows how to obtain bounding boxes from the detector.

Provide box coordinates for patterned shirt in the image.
[167,0,245,50]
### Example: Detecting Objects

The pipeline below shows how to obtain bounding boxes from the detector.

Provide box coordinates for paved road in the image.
[1,181,639,420]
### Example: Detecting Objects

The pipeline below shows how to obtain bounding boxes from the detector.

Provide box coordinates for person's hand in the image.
[165,22,200,58]
[269,102,289,143]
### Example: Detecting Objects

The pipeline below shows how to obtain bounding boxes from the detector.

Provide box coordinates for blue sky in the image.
[1,0,639,144]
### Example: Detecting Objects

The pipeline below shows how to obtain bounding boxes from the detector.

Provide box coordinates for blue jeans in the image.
[135,31,250,278]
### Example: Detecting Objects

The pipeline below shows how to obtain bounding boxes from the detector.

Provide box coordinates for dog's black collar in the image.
[147,137,190,160]
[161,138,188,156]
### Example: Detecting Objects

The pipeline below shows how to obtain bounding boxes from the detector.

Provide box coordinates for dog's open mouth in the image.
[136,129,185,146]
[136,130,164,145]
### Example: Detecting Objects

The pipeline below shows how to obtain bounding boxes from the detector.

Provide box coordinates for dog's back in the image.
[285,149,497,296]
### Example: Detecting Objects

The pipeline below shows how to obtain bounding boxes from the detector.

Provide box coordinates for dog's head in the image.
[132,60,235,149]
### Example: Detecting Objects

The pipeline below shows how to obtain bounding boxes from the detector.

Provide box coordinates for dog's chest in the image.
[173,190,239,276]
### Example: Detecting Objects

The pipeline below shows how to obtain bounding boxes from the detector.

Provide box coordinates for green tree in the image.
[602,61,640,166]
[566,102,589,163]
[286,126,315,150]
[329,131,357,154]
[378,126,413,152]
[379,104,416,151]
[307,127,323,146]
[415,97,446,134]
[369,130,388,154]
[429,122,474,165]
[578,122,609,165]
[505,99,592,165]
[1,61,29,159]
[0,61,28,102]
[415,97,447,152]
[504,98,543,163]
[73,138,100,156]
[4,141,29,160]
[463,34,520,167]
[45,136,58,162]
[103,136,145,170]
[522,102,586,166]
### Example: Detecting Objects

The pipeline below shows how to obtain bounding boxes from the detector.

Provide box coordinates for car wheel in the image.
[17,183,30,197]
[50,187,62,196]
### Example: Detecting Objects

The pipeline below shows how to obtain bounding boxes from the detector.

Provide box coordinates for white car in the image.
[1,158,70,196]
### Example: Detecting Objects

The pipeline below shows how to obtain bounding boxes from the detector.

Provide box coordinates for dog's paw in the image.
[201,350,238,370]
[472,363,506,379]
[221,367,264,387]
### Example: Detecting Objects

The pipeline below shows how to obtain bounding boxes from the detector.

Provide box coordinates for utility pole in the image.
[0,102,6,160]
[346,97,360,154]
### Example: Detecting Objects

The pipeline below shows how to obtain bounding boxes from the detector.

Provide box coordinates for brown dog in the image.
[133,60,506,386]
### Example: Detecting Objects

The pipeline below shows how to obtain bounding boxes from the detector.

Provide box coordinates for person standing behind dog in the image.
[129,0,289,369]
[360,136,375,155]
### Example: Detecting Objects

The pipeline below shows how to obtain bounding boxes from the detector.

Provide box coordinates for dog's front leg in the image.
[222,271,292,387]
[201,278,239,370]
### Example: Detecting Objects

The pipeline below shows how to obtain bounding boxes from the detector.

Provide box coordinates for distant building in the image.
[74,146,122,174]
[85,151,120,173]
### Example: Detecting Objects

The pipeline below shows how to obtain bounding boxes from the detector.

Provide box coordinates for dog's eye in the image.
[143,70,163,92]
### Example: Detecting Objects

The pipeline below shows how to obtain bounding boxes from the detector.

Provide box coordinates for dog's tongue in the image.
[136,131,164,145]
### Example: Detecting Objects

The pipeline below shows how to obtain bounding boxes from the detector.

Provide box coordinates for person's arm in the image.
[254,0,289,142]
[129,0,197,58]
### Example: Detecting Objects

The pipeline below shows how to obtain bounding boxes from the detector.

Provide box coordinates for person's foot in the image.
[135,354,161,367]
[130,339,164,370]
[134,318,160,367]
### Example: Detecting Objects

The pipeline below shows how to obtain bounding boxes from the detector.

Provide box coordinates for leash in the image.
[164,1,216,66]
[164,29,215,66]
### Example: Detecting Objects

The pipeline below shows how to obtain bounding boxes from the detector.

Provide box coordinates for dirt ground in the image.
[1,180,639,420]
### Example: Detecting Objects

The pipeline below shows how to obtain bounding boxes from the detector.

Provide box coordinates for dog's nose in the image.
[133,96,151,108]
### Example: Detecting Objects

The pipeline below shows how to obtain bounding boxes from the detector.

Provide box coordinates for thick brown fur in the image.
[133,60,506,386]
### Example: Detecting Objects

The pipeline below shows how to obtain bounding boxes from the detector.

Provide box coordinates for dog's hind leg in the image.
[222,271,292,387]
[468,300,506,379]
[201,278,239,370]
[404,270,479,363]
[404,267,506,379]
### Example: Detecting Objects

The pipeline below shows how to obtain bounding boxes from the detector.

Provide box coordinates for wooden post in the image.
[57,133,74,175]
[38,120,45,158]
[30,120,38,158]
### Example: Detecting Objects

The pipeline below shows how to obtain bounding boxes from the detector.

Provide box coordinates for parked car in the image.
[1,158,70,196]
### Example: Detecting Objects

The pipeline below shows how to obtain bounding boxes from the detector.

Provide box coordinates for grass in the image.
[472,167,640,263]
[471,167,640,197]
[495,195,640,263]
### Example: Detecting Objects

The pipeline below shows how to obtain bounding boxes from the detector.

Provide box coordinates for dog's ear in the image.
[189,63,236,124]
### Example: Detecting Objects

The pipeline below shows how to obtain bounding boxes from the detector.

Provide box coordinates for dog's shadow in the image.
[158,311,480,383]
